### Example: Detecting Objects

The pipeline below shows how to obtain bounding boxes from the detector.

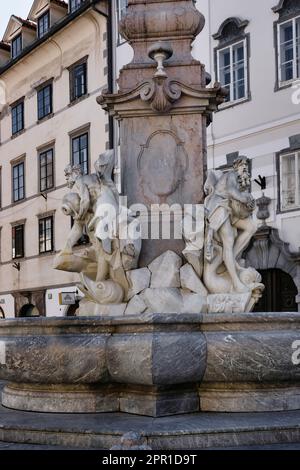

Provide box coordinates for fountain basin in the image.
[0,312,300,416]
[0,314,206,416]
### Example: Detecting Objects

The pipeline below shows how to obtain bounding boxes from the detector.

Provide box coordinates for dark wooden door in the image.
[253,268,297,312]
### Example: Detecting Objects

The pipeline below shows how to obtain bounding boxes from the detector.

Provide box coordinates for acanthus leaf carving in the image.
[140,76,182,113]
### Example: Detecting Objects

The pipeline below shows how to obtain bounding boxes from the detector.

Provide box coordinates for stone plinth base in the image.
[1,390,300,449]
[2,383,199,417]
[199,384,300,412]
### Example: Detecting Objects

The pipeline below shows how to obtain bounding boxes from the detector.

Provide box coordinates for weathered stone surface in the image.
[77,301,127,317]
[180,263,207,295]
[207,293,251,313]
[124,295,147,315]
[2,384,119,414]
[2,391,300,449]
[148,251,182,288]
[126,267,151,300]
[111,432,152,450]
[0,334,109,384]
[142,288,182,313]
[181,291,207,314]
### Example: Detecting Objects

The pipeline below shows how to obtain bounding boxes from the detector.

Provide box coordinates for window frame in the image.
[39,216,54,254]
[69,57,88,103]
[116,0,128,45]
[278,150,300,212]
[37,83,53,121]
[12,224,25,259]
[216,37,249,107]
[11,34,22,59]
[69,0,84,13]
[11,100,24,135]
[276,14,300,87]
[39,147,54,193]
[12,161,25,203]
[71,131,89,175]
[37,10,50,39]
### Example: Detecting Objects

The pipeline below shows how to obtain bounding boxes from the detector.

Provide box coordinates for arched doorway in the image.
[66,301,80,317]
[19,304,40,317]
[253,269,298,312]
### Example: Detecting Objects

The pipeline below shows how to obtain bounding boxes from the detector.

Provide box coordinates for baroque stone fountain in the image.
[1,0,300,447]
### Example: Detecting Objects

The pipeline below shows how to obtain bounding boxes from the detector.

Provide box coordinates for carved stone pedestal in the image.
[99,0,225,265]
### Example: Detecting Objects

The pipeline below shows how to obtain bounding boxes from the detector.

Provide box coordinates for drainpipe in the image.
[92,0,115,150]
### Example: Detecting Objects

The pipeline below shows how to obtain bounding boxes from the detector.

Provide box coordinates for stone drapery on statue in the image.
[53,150,142,316]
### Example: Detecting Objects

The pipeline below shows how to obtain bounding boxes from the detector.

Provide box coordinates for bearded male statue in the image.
[203,157,263,295]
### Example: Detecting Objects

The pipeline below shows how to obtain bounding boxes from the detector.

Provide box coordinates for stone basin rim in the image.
[0,311,299,330]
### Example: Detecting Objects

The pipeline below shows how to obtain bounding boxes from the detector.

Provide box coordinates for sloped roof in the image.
[2,15,36,42]
[28,0,68,21]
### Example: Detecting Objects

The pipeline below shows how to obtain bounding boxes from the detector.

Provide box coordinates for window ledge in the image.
[37,112,54,124]
[277,207,300,215]
[275,79,299,92]
[68,93,89,108]
[11,129,25,140]
[38,251,55,258]
[216,96,250,112]
[11,198,26,206]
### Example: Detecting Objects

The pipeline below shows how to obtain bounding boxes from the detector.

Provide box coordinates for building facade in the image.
[0,0,110,318]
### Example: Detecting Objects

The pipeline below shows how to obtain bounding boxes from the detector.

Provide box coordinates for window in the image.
[38,11,50,38]
[12,225,24,259]
[278,16,300,84]
[70,0,84,13]
[12,162,25,202]
[37,84,52,120]
[71,133,88,174]
[39,216,54,253]
[70,60,87,102]
[116,0,128,43]
[280,152,300,210]
[39,149,54,192]
[12,101,24,135]
[213,17,250,106]
[11,34,22,59]
[217,40,248,103]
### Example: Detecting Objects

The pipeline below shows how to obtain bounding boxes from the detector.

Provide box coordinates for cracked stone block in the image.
[126,268,151,300]
[148,251,182,288]
[125,295,147,315]
[142,288,182,313]
[180,263,207,296]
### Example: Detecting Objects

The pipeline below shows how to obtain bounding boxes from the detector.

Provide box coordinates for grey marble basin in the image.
[0,312,300,416]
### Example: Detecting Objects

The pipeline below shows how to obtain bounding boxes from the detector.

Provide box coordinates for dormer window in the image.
[11,34,22,59]
[38,11,50,39]
[70,0,84,13]
[213,18,250,107]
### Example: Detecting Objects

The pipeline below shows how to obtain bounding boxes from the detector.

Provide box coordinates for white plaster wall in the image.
[0,295,15,319]
[46,286,84,317]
